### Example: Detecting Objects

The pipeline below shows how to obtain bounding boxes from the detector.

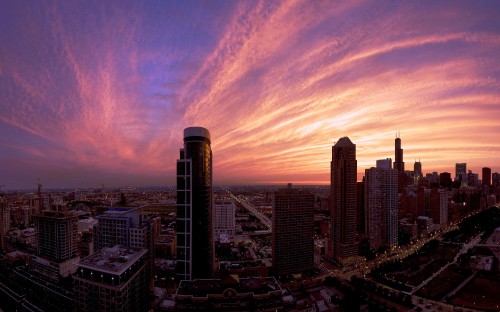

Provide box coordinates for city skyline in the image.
[2,1,500,189]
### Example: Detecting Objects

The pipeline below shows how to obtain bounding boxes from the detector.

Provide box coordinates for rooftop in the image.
[34,210,82,220]
[101,206,142,215]
[184,126,210,141]
[77,246,147,275]
[334,136,354,148]
[176,276,281,297]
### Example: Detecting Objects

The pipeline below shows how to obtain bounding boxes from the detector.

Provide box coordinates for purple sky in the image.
[1,1,500,189]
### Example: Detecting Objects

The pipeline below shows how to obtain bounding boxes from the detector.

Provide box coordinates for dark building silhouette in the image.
[356,180,365,235]
[176,127,214,281]
[467,170,479,187]
[439,172,452,188]
[398,188,417,219]
[416,187,430,217]
[456,163,467,182]
[329,137,358,263]
[394,136,404,172]
[493,172,500,187]
[394,135,406,191]
[482,167,492,186]
[272,185,314,275]
[414,160,422,181]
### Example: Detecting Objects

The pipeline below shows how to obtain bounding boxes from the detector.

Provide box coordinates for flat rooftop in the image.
[77,246,147,275]
[100,206,142,215]
[176,276,281,297]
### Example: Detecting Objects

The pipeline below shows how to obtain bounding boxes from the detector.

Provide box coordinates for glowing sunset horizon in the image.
[1,1,500,189]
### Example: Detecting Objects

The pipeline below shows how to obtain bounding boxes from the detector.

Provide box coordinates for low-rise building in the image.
[173,275,283,311]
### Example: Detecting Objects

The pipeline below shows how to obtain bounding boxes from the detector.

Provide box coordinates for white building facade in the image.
[214,199,235,236]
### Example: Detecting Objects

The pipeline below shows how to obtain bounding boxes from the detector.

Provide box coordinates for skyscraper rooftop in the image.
[334,136,354,147]
[184,126,211,142]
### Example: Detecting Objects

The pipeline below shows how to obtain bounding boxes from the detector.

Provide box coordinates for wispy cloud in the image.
[1,0,500,188]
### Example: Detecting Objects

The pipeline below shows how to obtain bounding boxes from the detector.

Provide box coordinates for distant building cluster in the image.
[331,134,499,260]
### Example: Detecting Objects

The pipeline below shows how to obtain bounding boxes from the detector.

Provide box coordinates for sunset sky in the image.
[1,0,500,189]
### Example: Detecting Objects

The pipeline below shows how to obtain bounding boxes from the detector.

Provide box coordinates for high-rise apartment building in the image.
[356,180,365,235]
[176,127,213,281]
[74,246,149,312]
[31,211,80,281]
[430,189,449,226]
[416,187,430,217]
[329,137,358,263]
[34,212,79,260]
[214,199,235,237]
[93,206,154,292]
[94,207,151,252]
[365,160,398,250]
[376,158,392,170]
[272,185,314,275]
[482,167,492,186]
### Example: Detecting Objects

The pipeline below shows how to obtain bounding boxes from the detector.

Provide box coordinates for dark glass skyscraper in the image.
[394,135,406,191]
[439,172,452,188]
[482,167,491,186]
[394,136,405,172]
[176,127,213,281]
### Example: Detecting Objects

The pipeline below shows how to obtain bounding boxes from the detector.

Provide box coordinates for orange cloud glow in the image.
[1,0,500,188]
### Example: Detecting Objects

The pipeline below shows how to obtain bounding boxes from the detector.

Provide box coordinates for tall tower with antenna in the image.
[394,133,406,191]
[393,132,405,172]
